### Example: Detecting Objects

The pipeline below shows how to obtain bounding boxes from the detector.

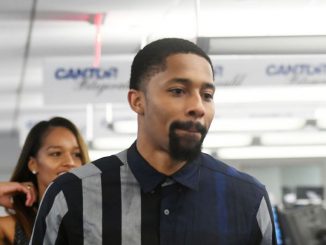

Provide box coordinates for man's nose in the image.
[186,93,205,118]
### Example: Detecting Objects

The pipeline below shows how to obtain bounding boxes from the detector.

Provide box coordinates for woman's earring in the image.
[32,170,37,175]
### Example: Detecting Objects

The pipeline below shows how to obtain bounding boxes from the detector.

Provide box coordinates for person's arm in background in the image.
[0,232,6,245]
[0,222,6,245]
[0,181,37,245]
[0,181,36,209]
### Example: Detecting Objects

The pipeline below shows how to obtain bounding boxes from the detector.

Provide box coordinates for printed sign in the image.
[43,56,133,104]
[43,55,326,105]
[211,54,326,87]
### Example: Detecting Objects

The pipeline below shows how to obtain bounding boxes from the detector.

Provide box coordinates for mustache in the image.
[170,121,207,135]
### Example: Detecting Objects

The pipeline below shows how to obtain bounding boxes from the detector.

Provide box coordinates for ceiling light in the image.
[214,86,326,104]
[217,146,326,159]
[89,150,121,161]
[200,7,326,37]
[113,120,137,133]
[313,108,326,119]
[203,133,252,148]
[92,135,136,150]
[210,117,305,132]
[261,132,326,145]
[316,118,326,129]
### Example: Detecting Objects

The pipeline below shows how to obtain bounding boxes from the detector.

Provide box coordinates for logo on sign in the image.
[53,67,128,95]
[266,63,326,85]
[55,67,118,80]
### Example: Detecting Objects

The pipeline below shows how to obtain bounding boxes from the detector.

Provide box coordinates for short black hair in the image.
[129,38,213,90]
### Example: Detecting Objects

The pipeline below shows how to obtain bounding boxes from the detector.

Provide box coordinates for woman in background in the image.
[0,117,90,245]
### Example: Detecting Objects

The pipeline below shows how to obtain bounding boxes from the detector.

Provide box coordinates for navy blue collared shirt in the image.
[127,143,276,245]
[30,142,276,245]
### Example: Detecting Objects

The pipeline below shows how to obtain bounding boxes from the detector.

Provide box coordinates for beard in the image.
[169,120,208,162]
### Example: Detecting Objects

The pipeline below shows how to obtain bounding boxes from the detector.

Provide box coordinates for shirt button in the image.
[164,209,170,215]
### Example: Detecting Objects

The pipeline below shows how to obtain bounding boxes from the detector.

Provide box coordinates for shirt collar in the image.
[127,141,201,193]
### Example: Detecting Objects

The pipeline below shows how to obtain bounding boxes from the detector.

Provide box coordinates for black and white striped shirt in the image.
[30,143,276,245]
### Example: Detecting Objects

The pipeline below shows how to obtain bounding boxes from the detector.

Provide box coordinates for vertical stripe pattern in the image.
[29,147,277,245]
[215,174,228,234]
[44,191,68,245]
[101,156,122,244]
[71,164,103,245]
[29,182,54,243]
[256,197,273,245]
[117,150,142,245]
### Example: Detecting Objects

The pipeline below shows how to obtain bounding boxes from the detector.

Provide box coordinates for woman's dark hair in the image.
[129,37,214,90]
[7,116,90,238]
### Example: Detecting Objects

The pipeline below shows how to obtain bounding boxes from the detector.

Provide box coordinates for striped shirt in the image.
[30,142,276,245]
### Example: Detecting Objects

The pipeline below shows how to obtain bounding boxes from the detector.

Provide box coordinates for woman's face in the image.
[28,126,83,196]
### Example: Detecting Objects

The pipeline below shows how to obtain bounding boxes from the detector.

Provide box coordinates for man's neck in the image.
[136,141,186,176]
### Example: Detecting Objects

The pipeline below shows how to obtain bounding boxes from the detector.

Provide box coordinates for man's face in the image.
[137,53,215,162]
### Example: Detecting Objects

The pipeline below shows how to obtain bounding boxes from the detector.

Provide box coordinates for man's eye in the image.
[203,92,214,101]
[169,88,184,95]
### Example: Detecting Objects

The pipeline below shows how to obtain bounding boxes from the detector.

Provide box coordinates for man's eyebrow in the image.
[167,78,215,91]
[166,78,191,85]
[203,82,215,92]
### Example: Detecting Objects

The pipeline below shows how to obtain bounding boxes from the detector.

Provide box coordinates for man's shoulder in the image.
[200,153,265,191]
[49,154,124,192]
[70,155,122,179]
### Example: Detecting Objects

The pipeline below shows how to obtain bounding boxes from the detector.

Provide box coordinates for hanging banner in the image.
[43,55,133,104]
[43,54,326,105]
[210,54,326,87]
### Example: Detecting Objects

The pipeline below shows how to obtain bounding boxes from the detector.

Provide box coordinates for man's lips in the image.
[187,126,201,133]
[175,128,202,137]
[170,120,207,139]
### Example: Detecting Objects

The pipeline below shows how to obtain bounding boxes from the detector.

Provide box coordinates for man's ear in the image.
[28,157,38,174]
[128,89,145,115]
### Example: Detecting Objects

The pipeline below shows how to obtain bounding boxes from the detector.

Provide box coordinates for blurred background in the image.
[2,1,326,244]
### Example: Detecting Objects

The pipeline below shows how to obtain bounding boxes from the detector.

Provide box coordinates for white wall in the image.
[0,131,20,217]
[242,163,324,206]
[0,131,20,181]
[242,166,282,205]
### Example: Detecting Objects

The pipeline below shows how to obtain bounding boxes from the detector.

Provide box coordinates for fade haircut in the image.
[129,38,214,90]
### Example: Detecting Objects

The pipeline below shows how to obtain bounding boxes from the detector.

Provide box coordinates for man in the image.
[30,38,276,245]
